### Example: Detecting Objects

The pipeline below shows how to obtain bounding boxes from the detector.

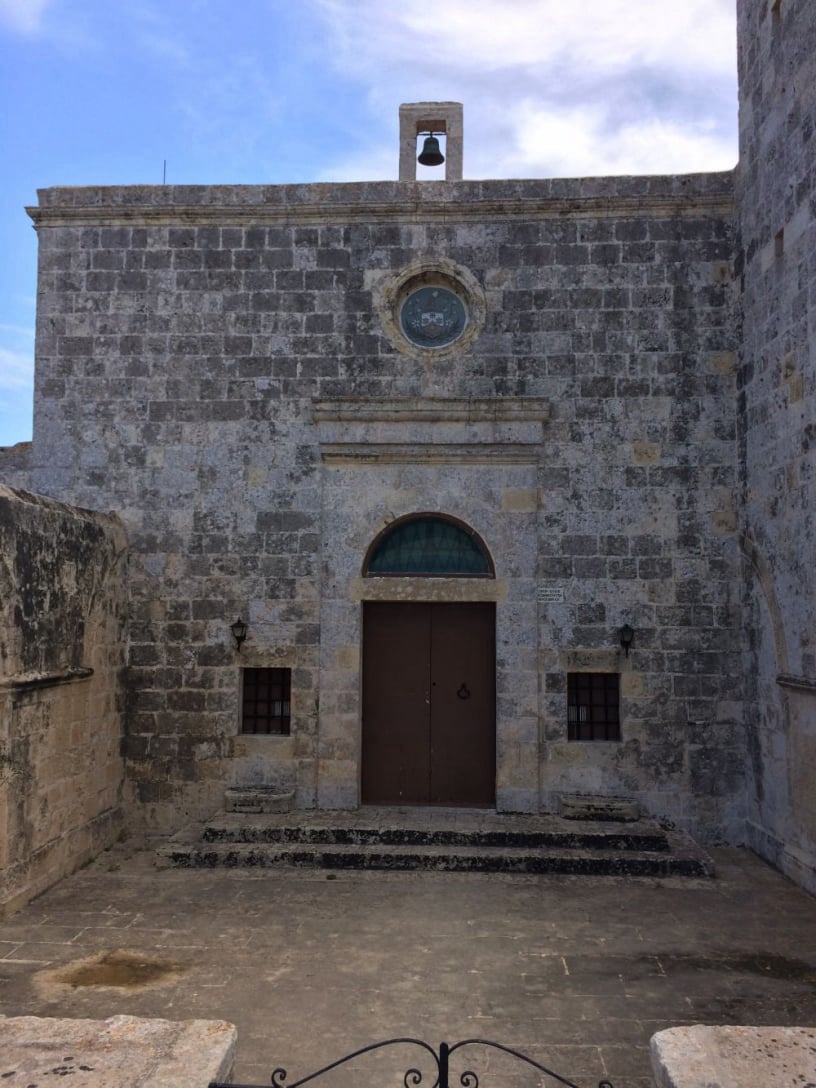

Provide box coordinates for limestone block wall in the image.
[736,0,816,891]
[24,174,744,839]
[0,486,127,915]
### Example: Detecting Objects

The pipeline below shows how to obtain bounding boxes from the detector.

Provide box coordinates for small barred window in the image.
[567,672,620,741]
[241,667,291,735]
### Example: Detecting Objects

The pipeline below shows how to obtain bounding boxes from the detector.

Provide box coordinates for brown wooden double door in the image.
[362,602,496,806]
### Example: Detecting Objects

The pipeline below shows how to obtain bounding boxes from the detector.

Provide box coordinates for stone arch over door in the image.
[361,514,496,806]
[363,512,495,578]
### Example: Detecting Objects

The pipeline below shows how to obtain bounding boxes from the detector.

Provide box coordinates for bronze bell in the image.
[417,134,444,167]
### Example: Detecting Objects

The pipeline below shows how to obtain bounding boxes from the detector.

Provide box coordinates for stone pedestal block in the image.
[0,1014,236,1087]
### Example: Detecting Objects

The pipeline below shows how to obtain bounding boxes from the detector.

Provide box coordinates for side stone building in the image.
[736,0,815,890]
[1,0,813,896]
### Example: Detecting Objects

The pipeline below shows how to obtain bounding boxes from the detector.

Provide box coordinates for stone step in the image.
[157,837,713,877]
[158,811,714,878]
[199,816,671,853]
[224,787,294,814]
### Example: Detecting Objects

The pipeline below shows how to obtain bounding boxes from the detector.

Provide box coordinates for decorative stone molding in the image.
[320,444,541,466]
[350,576,506,603]
[372,258,486,360]
[777,673,816,694]
[313,398,549,466]
[26,178,734,229]
[312,397,550,424]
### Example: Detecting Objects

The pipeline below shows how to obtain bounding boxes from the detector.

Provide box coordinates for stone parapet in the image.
[27,173,734,228]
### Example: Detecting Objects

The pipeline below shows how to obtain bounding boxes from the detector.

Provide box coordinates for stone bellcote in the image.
[398,101,463,181]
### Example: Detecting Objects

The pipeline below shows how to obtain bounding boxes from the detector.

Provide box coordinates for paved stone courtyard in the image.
[1,847,815,1087]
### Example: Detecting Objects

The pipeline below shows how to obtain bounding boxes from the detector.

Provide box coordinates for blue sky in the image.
[0,0,738,449]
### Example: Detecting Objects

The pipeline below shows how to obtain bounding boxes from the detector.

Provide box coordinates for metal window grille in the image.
[241,667,291,735]
[567,672,620,741]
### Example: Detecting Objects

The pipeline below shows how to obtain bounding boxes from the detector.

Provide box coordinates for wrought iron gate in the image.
[209,1036,615,1088]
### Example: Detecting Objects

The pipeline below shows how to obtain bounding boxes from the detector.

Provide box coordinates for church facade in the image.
[1,0,813,897]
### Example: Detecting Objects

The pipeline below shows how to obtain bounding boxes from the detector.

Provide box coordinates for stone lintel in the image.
[560,649,628,671]
[350,576,507,603]
[320,444,541,466]
[312,396,550,424]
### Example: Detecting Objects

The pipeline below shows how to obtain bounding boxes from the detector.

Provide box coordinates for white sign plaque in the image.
[537,585,565,603]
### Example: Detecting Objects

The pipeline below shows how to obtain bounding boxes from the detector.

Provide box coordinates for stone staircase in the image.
[158,805,715,878]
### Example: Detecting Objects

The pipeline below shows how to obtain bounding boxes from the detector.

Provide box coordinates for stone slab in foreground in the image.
[651,1025,816,1088]
[0,1014,236,1087]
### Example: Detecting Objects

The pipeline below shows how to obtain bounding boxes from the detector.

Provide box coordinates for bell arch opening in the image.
[363,513,494,578]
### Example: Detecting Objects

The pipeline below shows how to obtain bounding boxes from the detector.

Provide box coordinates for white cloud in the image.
[0,0,51,34]
[502,104,735,178]
[317,0,735,80]
[312,0,737,179]
[405,0,733,77]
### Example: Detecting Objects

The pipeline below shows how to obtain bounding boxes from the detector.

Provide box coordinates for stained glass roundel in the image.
[400,286,467,349]
[366,516,492,576]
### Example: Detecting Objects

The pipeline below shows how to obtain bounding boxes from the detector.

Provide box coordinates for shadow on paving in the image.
[0,846,814,1088]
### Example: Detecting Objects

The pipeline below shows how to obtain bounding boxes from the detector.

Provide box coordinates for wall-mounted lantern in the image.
[619,623,634,658]
[230,617,247,652]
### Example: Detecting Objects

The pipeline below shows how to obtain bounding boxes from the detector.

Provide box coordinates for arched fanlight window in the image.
[364,514,494,577]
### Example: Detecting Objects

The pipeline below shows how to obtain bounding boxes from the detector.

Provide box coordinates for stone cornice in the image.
[312,396,550,424]
[27,177,734,228]
[320,444,541,465]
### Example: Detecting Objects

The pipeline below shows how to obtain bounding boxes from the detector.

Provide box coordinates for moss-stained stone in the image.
[0,486,127,915]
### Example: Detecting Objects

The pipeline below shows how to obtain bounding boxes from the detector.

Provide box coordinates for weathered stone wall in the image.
[24,174,744,839]
[0,486,127,915]
[0,442,33,490]
[736,0,816,891]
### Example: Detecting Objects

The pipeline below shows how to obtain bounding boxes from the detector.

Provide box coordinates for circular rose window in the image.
[373,259,485,357]
[400,285,467,349]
